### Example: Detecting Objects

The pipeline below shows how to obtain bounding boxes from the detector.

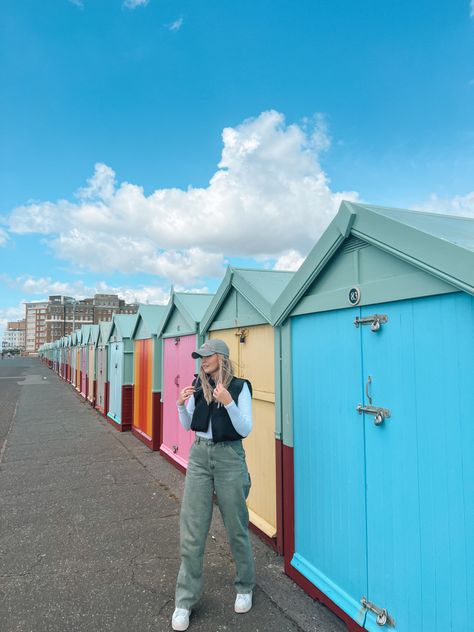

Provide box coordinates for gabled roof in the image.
[157,291,215,337]
[98,320,113,345]
[200,267,294,333]
[131,304,168,339]
[87,324,100,346]
[106,314,138,342]
[80,324,92,345]
[272,201,474,325]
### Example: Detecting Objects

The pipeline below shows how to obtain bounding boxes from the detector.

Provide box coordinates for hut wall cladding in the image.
[76,349,81,390]
[210,325,278,540]
[107,342,123,423]
[161,335,197,470]
[81,347,87,398]
[120,384,133,430]
[290,294,474,632]
[96,346,107,414]
[133,339,153,438]
[87,345,95,403]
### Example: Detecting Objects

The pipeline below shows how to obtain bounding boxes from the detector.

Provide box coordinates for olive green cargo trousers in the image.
[175,437,256,610]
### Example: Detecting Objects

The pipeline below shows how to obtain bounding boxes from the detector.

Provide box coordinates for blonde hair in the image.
[198,354,234,404]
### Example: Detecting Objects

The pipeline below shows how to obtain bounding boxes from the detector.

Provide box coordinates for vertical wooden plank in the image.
[212,326,277,538]
[363,293,474,632]
[176,334,197,468]
[161,337,179,458]
[145,339,153,437]
[133,340,141,431]
[241,325,277,538]
[291,308,367,624]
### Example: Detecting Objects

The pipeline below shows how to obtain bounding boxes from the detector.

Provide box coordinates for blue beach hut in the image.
[272,202,474,632]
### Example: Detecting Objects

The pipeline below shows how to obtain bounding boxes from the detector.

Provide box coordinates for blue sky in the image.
[1,0,474,336]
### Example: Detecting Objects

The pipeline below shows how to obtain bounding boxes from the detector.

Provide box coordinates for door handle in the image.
[365,375,373,405]
[174,374,180,387]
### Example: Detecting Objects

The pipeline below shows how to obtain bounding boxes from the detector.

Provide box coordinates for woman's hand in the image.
[213,383,232,406]
[177,386,195,406]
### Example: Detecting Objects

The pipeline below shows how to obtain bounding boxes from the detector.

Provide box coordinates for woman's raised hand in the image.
[213,382,232,406]
[177,386,195,406]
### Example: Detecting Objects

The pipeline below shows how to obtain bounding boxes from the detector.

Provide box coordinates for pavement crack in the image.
[0,401,18,465]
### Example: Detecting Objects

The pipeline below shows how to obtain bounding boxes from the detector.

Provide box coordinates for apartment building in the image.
[25,294,139,352]
[25,302,49,353]
[1,320,26,352]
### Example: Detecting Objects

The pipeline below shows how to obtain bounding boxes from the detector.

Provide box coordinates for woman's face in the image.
[200,353,220,376]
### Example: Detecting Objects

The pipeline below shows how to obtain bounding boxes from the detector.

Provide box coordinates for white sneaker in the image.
[234,592,253,613]
[172,607,191,631]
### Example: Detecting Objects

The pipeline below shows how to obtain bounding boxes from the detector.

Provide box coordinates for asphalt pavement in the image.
[0,357,346,632]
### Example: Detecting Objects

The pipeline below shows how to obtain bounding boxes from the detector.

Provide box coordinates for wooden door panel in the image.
[363,294,474,632]
[291,308,367,624]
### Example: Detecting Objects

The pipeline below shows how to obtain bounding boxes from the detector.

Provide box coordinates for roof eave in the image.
[272,201,356,325]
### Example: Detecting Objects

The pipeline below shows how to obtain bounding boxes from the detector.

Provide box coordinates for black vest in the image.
[191,376,252,443]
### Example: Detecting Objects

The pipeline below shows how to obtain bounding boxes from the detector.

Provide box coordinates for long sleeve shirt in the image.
[177,382,253,440]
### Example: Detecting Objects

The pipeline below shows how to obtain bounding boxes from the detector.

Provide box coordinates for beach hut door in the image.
[360,294,474,632]
[109,342,123,421]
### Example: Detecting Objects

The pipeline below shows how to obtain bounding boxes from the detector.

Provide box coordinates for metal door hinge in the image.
[354,314,388,331]
[360,597,395,627]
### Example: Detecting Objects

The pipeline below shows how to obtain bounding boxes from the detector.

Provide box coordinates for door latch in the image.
[358,376,391,425]
[354,314,388,331]
[357,405,391,425]
[172,445,178,453]
[360,597,395,627]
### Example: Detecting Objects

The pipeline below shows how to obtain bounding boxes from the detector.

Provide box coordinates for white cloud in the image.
[169,17,184,31]
[68,0,84,7]
[471,0,474,18]
[7,110,359,284]
[0,228,8,247]
[415,191,474,217]
[123,0,149,8]
[0,274,211,309]
[273,249,305,271]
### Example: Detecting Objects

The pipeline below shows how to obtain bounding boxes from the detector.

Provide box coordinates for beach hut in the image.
[67,334,73,383]
[65,337,70,379]
[74,329,82,391]
[272,201,474,632]
[61,336,68,380]
[70,331,78,388]
[106,314,137,431]
[86,325,100,406]
[96,321,113,417]
[80,325,91,399]
[58,338,65,379]
[131,304,168,450]
[158,291,214,471]
[199,267,294,551]
[54,340,60,373]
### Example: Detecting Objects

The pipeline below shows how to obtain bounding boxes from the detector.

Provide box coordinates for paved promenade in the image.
[0,358,345,632]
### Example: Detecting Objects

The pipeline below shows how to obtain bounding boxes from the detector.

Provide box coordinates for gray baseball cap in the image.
[191,339,230,358]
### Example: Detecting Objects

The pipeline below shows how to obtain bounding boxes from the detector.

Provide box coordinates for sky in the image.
[1,0,474,339]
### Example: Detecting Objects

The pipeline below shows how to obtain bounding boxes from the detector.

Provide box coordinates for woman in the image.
[171,339,255,631]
